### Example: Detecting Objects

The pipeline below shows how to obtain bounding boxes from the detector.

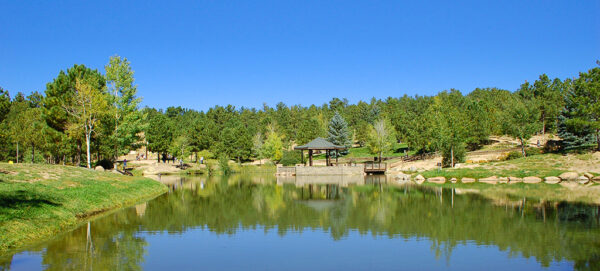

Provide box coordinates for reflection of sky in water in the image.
[140,227,572,271]
[1,175,596,270]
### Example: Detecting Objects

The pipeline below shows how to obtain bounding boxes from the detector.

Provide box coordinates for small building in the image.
[294,137,346,166]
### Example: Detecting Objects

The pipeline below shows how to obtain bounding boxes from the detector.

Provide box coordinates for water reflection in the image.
[1,174,599,270]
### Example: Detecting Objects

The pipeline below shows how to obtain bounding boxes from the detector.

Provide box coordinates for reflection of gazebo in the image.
[294,137,347,166]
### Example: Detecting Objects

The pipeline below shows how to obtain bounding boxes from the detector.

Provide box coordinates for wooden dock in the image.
[364,161,387,174]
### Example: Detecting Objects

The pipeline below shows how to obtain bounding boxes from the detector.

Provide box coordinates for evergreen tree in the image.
[0,87,10,123]
[558,66,599,150]
[146,111,173,162]
[327,111,352,154]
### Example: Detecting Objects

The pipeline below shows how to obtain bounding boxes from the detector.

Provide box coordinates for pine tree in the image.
[557,66,599,151]
[327,112,351,154]
[557,114,595,151]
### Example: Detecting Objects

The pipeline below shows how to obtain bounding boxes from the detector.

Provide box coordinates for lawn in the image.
[0,163,167,253]
[418,153,600,179]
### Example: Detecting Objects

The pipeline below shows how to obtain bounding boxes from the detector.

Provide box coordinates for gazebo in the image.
[294,137,346,166]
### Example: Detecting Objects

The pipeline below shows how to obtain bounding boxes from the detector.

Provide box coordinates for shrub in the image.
[280,150,301,166]
[218,156,231,175]
[505,151,523,160]
[525,147,542,157]
[205,160,216,176]
[544,140,563,153]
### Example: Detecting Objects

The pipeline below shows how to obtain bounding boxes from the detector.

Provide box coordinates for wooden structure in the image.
[294,137,347,166]
[364,161,387,174]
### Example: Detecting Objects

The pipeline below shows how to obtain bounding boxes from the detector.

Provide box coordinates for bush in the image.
[94,159,114,170]
[544,140,563,153]
[218,156,232,175]
[279,150,301,166]
[505,151,523,160]
[525,147,542,157]
[205,160,216,176]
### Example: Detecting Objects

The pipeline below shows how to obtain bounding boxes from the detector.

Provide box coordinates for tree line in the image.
[0,58,598,168]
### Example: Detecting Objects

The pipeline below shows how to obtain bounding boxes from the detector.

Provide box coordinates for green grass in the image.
[418,153,573,179]
[0,163,167,253]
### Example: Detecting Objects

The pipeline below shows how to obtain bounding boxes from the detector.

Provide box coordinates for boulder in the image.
[523,176,542,184]
[461,177,476,183]
[544,176,561,184]
[498,177,509,184]
[94,165,104,171]
[592,176,600,184]
[578,176,590,184]
[479,176,499,184]
[508,177,522,184]
[559,172,579,181]
[414,175,425,184]
[450,178,458,183]
[427,177,446,184]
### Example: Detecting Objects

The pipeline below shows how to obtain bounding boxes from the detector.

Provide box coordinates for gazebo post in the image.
[336,149,338,165]
[309,150,313,166]
[301,150,304,165]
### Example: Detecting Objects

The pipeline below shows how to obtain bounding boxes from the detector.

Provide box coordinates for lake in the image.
[1,174,599,270]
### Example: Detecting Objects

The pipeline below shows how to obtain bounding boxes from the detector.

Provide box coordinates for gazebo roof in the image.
[294,137,346,150]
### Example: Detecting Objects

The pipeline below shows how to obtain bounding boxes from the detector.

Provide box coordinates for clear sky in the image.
[1,0,598,110]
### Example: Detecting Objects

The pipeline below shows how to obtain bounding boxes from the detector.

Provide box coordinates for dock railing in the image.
[364,161,387,173]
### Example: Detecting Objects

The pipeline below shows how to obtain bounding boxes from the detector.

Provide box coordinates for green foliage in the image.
[559,67,600,151]
[105,55,144,158]
[0,87,10,123]
[327,112,352,152]
[505,151,523,161]
[441,142,466,168]
[280,150,301,166]
[366,118,396,160]
[218,156,231,175]
[145,110,173,158]
[504,97,541,156]
[297,117,324,145]
[261,128,283,161]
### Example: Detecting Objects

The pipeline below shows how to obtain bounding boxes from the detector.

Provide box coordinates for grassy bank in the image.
[0,163,167,253]
[417,153,600,179]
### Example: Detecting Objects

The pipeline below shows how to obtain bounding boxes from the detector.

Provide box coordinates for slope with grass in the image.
[0,163,167,253]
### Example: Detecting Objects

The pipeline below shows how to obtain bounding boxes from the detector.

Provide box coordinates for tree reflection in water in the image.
[2,173,599,270]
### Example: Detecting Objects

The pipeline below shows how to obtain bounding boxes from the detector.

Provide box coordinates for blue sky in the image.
[1,0,598,110]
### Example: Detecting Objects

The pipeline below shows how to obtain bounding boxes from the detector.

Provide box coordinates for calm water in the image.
[1,174,599,270]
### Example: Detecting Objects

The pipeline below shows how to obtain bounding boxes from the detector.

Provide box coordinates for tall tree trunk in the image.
[31,143,35,163]
[451,146,454,168]
[597,129,600,151]
[85,133,91,169]
[16,141,19,163]
[77,142,82,166]
[520,138,526,157]
[542,113,546,134]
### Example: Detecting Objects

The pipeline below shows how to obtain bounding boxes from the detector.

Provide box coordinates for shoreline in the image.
[0,163,168,254]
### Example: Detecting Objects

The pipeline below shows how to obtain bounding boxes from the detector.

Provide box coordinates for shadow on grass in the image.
[0,190,62,209]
